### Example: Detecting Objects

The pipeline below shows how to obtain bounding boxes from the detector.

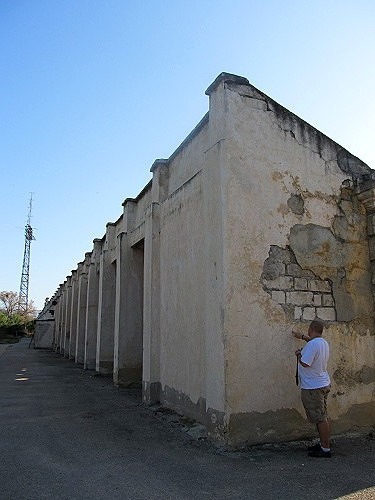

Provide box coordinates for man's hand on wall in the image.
[292,330,310,342]
[292,330,303,339]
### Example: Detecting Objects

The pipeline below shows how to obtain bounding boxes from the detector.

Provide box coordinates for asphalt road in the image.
[0,339,374,500]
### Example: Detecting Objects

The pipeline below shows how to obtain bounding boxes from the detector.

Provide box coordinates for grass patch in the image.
[0,332,22,344]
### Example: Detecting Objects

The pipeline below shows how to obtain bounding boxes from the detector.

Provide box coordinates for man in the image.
[293,320,331,458]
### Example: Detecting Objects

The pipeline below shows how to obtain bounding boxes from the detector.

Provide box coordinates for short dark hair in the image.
[310,320,324,335]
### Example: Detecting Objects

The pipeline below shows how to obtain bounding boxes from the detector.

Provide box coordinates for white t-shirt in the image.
[299,337,330,390]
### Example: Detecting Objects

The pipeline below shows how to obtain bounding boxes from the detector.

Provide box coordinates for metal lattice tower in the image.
[19,194,35,312]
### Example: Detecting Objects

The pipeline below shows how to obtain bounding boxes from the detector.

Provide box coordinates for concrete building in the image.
[36,73,375,446]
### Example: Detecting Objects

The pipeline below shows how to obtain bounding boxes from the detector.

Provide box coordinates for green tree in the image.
[0,291,36,341]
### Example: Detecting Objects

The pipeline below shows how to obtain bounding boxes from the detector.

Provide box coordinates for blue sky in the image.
[1,0,374,310]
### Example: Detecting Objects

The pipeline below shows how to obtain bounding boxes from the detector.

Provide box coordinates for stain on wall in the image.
[160,385,226,440]
[287,194,304,215]
[228,408,312,447]
[333,365,375,387]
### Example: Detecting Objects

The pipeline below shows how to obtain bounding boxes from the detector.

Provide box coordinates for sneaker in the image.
[307,443,321,452]
[308,447,331,458]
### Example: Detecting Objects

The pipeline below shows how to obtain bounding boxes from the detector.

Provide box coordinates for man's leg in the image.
[316,419,330,449]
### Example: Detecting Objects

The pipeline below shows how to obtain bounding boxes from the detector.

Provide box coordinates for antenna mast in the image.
[19,193,35,312]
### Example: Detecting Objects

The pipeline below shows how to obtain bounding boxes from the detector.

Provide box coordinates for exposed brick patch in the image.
[261,245,336,322]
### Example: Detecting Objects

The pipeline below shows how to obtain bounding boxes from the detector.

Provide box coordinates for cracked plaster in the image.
[227,80,373,182]
[262,183,372,323]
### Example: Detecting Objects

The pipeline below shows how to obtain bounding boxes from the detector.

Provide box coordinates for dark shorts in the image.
[301,386,330,424]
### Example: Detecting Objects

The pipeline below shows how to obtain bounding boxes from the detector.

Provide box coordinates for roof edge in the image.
[205,72,250,95]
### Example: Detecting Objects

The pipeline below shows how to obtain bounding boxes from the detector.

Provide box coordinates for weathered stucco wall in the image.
[39,72,374,447]
[34,319,55,348]
[130,184,152,245]
[214,76,375,444]
[35,300,56,349]
[166,115,209,195]
[156,117,227,432]
[159,171,206,404]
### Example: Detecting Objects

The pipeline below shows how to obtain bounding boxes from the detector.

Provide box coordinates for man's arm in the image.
[292,330,311,342]
[295,349,310,367]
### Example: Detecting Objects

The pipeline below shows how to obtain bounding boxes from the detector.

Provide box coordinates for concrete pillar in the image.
[84,241,101,370]
[96,224,116,374]
[59,281,67,355]
[202,77,231,419]
[63,276,72,358]
[49,294,57,350]
[75,256,89,365]
[113,203,144,387]
[69,269,79,359]
[142,159,169,403]
[53,286,63,352]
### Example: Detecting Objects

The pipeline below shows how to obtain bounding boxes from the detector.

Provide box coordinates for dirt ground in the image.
[0,339,374,500]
